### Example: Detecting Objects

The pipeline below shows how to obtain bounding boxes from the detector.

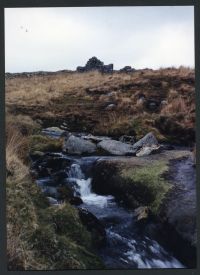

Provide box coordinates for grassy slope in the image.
[6,119,103,270]
[5,67,195,269]
[6,67,195,144]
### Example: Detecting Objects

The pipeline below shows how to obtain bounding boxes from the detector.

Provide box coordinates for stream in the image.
[35,152,196,269]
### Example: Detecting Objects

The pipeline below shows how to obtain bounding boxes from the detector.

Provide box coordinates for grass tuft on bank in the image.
[121,162,171,214]
[6,117,103,270]
[29,134,64,153]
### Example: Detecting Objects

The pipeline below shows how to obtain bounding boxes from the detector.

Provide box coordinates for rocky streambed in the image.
[30,128,197,269]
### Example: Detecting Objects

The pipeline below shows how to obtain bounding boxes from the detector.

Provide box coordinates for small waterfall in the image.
[68,163,85,179]
[35,153,189,269]
[67,162,113,208]
[66,161,185,269]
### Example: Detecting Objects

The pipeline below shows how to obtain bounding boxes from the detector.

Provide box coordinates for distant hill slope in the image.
[6,67,195,145]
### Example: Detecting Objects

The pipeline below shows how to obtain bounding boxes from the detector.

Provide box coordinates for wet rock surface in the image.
[161,157,197,247]
[133,206,150,222]
[31,128,196,268]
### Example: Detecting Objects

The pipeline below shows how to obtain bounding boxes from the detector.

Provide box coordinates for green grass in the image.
[121,162,171,214]
[30,204,103,270]
[39,204,93,249]
[7,152,103,270]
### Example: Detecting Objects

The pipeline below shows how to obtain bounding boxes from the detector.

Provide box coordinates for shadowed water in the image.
[64,157,185,269]
[36,153,196,269]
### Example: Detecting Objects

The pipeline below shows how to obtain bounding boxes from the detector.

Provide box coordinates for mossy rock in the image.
[92,160,171,215]
[120,162,171,215]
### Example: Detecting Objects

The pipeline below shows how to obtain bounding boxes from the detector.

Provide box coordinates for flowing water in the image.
[36,154,196,269]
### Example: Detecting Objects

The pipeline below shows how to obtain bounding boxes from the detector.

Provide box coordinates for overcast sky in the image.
[5,6,194,73]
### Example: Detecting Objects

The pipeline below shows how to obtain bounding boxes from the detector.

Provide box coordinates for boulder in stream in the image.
[133,132,159,151]
[32,154,72,177]
[133,206,150,222]
[63,135,97,155]
[97,139,137,156]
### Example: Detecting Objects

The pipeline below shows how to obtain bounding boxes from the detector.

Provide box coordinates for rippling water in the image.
[64,158,185,269]
[35,153,196,269]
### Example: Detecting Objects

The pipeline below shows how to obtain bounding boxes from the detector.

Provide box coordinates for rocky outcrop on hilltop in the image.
[77,57,113,73]
[119,66,135,73]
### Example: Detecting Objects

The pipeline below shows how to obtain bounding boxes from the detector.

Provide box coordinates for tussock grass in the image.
[6,114,41,135]
[6,68,195,144]
[6,125,29,177]
[6,121,103,270]
[29,134,64,153]
[161,97,187,115]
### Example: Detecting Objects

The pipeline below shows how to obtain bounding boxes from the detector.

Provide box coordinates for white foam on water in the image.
[67,160,186,269]
[82,193,114,208]
[107,230,129,243]
[124,240,185,269]
[146,258,184,268]
[125,252,147,268]
[68,163,85,179]
[76,177,113,208]
[68,163,114,208]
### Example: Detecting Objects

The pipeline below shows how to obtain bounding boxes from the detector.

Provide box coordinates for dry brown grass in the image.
[6,123,38,270]
[6,67,195,143]
[6,124,29,177]
[6,68,194,108]
[161,97,187,115]
[6,71,133,106]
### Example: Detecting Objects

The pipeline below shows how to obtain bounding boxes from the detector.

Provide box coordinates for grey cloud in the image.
[5,6,194,72]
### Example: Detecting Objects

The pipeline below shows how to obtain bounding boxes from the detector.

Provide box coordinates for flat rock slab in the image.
[136,145,161,157]
[97,149,192,167]
[81,134,111,143]
[97,139,137,156]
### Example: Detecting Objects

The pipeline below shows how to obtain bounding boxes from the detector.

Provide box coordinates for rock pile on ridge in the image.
[77,57,113,73]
